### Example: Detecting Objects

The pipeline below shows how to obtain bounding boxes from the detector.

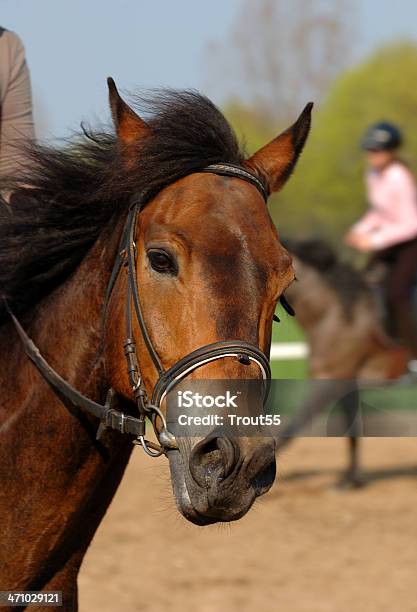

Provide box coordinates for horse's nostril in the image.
[216,437,238,479]
[189,436,239,488]
[250,459,276,495]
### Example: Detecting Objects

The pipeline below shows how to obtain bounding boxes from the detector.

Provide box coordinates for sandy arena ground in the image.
[79,438,417,612]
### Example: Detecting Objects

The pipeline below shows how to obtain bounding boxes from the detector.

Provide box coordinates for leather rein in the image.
[8,163,281,458]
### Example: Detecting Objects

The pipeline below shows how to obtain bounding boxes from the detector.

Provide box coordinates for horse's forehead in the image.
[145,172,274,245]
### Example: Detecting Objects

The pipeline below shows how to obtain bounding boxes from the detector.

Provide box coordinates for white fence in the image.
[270,342,309,360]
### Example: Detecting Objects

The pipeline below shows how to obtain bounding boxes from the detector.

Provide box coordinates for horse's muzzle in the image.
[167,435,276,525]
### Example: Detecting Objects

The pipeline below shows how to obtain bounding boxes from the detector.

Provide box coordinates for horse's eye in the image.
[147,249,177,275]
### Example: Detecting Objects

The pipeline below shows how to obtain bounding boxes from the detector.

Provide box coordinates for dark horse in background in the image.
[0,79,311,608]
[278,238,410,486]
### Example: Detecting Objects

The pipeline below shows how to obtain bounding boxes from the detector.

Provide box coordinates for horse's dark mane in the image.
[285,238,370,313]
[0,89,245,321]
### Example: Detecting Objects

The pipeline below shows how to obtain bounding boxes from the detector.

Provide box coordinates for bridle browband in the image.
[8,163,273,458]
[200,163,269,203]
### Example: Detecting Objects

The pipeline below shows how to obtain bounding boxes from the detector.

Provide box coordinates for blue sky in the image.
[2,0,417,137]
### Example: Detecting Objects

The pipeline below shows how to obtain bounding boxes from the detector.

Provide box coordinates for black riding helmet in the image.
[361,122,402,151]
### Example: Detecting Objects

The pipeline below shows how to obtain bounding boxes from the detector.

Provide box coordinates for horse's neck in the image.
[28,215,125,395]
[0,215,133,590]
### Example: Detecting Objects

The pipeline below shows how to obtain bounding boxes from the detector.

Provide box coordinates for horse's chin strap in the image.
[8,162,272,458]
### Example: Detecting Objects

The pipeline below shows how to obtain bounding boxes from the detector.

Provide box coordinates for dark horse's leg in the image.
[275,379,351,448]
[275,381,330,454]
[275,380,363,488]
[336,386,364,488]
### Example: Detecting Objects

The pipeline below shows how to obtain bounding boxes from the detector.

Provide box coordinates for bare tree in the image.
[206,0,357,122]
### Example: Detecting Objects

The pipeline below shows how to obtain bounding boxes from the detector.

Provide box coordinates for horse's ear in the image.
[107,77,149,144]
[245,102,313,193]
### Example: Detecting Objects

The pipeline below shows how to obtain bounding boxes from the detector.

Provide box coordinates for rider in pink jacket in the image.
[351,161,417,250]
[346,122,417,367]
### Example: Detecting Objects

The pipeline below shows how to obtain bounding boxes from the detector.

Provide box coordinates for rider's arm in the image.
[348,171,383,236]
[349,209,381,235]
[0,29,35,176]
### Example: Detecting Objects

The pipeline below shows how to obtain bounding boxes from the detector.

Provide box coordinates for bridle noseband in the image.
[9,163,273,458]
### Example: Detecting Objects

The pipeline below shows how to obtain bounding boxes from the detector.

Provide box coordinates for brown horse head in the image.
[104,80,312,524]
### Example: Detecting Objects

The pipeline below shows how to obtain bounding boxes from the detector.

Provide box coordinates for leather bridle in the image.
[9,163,275,458]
